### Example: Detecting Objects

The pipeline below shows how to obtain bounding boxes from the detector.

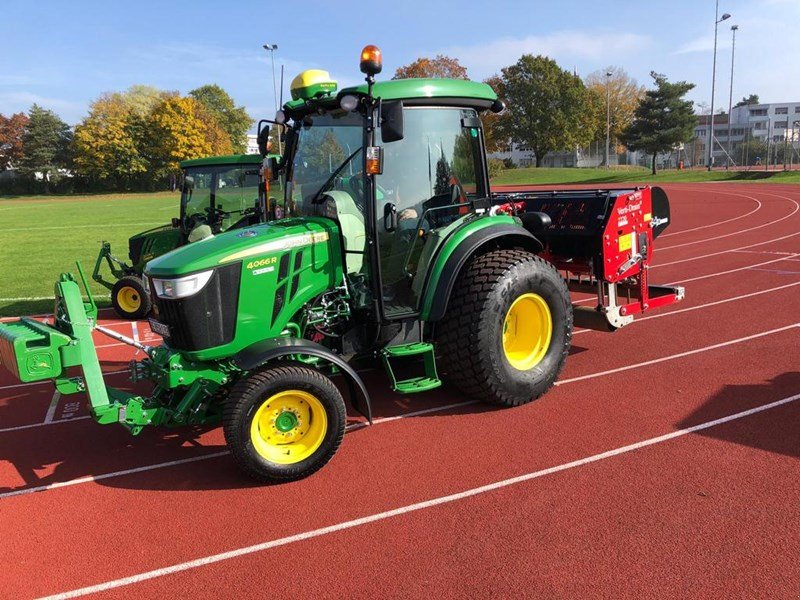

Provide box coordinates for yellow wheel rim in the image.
[502,293,553,371]
[117,286,141,313]
[250,389,327,465]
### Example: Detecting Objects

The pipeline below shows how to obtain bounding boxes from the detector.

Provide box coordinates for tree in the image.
[18,105,72,192]
[122,85,171,117]
[0,112,28,170]
[481,74,504,153]
[621,72,697,175]
[393,55,469,80]
[73,93,149,187]
[496,55,598,167]
[190,84,253,153]
[585,67,645,152]
[147,96,232,179]
[734,94,760,108]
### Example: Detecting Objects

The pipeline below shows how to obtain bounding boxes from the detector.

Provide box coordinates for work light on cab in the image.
[359,44,382,75]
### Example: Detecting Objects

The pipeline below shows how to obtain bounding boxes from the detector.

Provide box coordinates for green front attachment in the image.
[0,268,146,430]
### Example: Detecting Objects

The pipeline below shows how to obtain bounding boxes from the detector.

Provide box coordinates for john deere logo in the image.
[27,353,53,373]
[237,230,258,238]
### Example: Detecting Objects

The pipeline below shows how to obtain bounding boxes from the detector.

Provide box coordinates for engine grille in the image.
[152,263,241,351]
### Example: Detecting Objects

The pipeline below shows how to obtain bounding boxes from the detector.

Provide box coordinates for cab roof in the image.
[283,78,497,116]
[179,154,263,168]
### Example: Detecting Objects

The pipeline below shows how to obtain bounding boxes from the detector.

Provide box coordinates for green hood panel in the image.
[145,218,338,277]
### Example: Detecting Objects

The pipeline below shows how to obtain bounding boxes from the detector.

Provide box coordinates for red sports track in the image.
[1,183,799,599]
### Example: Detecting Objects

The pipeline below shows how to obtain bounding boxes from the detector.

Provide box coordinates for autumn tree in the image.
[393,55,469,80]
[0,112,28,170]
[585,67,645,153]
[621,72,697,175]
[18,105,73,192]
[190,84,252,152]
[497,55,598,167]
[481,74,504,153]
[73,93,149,187]
[147,96,232,179]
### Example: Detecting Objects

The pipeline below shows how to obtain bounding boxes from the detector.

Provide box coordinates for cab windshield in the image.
[181,164,261,230]
[286,111,364,216]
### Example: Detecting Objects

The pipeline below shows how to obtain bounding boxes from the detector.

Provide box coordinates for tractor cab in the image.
[276,60,500,320]
[178,154,267,241]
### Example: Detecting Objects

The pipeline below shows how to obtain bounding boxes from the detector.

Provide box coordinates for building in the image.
[693,101,800,167]
[246,134,259,156]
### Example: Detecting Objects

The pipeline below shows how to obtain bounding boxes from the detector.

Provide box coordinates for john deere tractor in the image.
[94,153,274,320]
[0,46,683,482]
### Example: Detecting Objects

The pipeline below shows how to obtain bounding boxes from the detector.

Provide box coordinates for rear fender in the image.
[418,217,542,322]
[233,337,372,423]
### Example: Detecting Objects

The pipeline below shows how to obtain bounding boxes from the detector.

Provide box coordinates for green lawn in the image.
[492,166,800,186]
[0,191,179,316]
[1,168,798,317]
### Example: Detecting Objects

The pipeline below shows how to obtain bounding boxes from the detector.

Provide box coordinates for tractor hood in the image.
[145,217,338,278]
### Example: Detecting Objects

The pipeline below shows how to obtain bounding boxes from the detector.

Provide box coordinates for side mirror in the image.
[383,202,397,232]
[380,100,404,143]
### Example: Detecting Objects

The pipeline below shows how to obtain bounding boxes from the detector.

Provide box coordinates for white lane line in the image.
[573,280,800,336]
[345,401,475,432]
[0,416,91,434]
[43,392,61,424]
[660,197,762,238]
[0,452,230,500]
[130,321,140,344]
[559,323,800,385]
[39,391,800,600]
[0,369,129,393]
[4,322,798,499]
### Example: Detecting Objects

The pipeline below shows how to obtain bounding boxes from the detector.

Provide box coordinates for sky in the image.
[1,0,798,126]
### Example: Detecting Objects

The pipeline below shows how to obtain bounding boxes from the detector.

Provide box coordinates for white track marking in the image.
[0,416,91,434]
[660,197,762,238]
[345,402,475,432]
[0,452,230,500]
[658,196,798,251]
[130,321,140,344]
[38,391,800,600]
[4,322,798,498]
[0,369,129,392]
[43,392,61,424]
[5,222,162,233]
[559,323,800,385]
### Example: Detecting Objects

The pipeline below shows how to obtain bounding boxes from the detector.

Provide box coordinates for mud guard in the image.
[233,337,372,423]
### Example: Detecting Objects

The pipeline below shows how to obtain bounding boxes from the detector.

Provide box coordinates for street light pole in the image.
[726,24,738,169]
[262,43,279,115]
[605,70,612,170]
[707,1,731,171]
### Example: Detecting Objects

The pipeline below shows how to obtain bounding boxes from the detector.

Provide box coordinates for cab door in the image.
[375,107,487,319]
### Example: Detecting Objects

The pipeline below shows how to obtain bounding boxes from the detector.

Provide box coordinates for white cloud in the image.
[0,91,84,123]
[443,31,651,79]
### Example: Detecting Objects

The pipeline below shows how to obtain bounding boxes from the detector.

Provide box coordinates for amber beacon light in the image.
[360,45,382,76]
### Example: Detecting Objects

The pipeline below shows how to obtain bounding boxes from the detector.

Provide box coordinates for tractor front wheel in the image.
[438,249,572,407]
[223,364,346,482]
[111,276,152,320]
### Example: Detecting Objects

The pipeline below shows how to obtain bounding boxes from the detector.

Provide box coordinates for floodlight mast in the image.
[707,2,732,171]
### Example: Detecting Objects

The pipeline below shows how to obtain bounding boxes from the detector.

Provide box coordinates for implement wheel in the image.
[438,249,572,407]
[223,364,346,482]
[111,276,152,320]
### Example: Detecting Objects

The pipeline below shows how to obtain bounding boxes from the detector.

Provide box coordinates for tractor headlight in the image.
[151,270,214,299]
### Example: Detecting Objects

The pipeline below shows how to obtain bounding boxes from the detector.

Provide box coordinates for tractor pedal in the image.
[381,342,442,394]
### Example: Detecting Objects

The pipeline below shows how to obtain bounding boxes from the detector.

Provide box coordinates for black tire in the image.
[437,249,572,407]
[223,364,346,482]
[110,276,152,320]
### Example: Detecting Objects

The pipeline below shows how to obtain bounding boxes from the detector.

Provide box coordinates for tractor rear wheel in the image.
[223,364,346,482]
[438,249,572,407]
[111,276,152,320]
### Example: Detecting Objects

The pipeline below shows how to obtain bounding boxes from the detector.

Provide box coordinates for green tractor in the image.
[0,46,683,482]
[93,153,275,320]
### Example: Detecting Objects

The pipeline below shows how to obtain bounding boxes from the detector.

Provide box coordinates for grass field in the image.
[0,192,178,316]
[1,167,798,317]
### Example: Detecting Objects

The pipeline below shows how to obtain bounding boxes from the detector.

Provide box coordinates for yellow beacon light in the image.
[359,45,382,76]
[289,70,338,101]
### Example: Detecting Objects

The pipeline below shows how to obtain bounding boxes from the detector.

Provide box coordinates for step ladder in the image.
[381,342,442,393]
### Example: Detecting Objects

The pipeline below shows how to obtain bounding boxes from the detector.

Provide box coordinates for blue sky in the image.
[2,0,798,126]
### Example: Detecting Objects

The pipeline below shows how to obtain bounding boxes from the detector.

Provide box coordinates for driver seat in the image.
[322,191,365,273]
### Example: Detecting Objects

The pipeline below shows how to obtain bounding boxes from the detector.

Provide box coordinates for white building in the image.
[246,134,259,155]
[693,101,800,166]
